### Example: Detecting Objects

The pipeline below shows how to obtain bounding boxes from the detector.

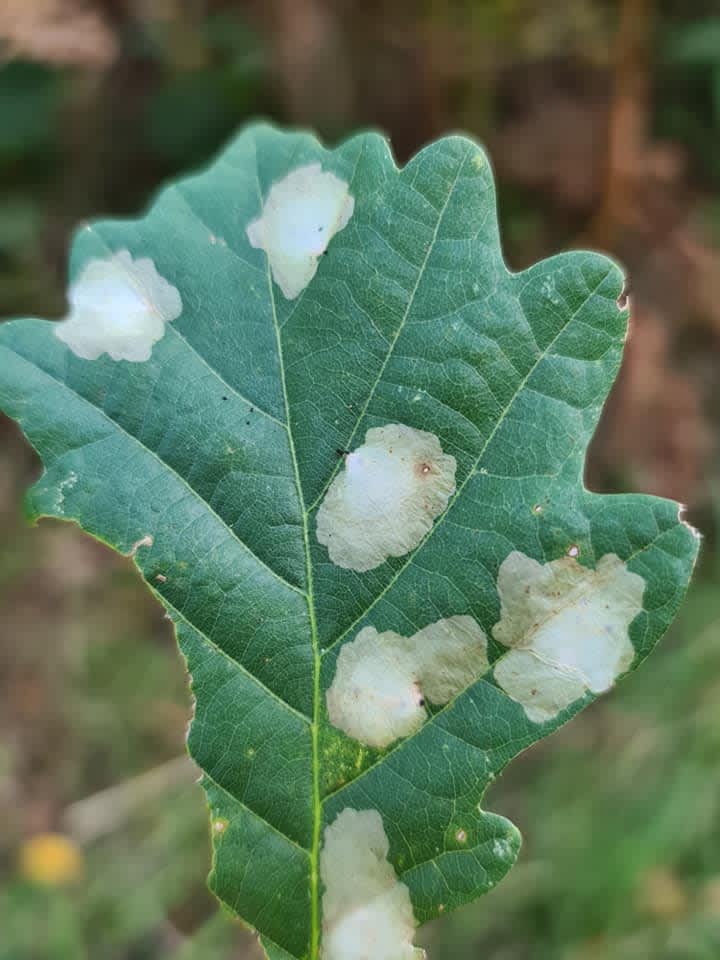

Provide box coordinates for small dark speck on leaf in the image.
[336,448,349,458]
[222,396,228,401]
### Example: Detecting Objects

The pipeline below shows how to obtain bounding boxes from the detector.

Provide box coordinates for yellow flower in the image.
[19,833,83,887]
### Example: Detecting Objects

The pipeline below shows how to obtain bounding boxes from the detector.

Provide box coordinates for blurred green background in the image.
[1,1,719,958]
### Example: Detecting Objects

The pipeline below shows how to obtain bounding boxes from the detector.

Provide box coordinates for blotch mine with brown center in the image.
[316,423,457,572]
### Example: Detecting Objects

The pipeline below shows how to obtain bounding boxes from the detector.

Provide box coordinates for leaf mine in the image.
[54,250,182,362]
[320,808,424,960]
[246,163,354,299]
[326,616,488,748]
[316,424,457,572]
[492,551,646,723]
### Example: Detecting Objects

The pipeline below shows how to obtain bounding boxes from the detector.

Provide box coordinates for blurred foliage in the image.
[661,15,720,181]
[1,1,719,959]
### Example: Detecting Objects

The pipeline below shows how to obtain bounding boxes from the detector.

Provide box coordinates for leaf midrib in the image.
[254,142,323,957]
[259,138,471,960]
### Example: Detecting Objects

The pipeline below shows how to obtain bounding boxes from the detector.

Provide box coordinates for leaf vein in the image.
[200,769,310,856]
[1,344,306,597]
[322,268,613,653]
[307,145,473,513]
[322,520,682,804]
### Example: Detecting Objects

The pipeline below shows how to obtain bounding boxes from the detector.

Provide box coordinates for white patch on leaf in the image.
[54,250,182,362]
[321,808,424,960]
[492,551,645,723]
[316,424,456,572]
[493,838,513,860]
[540,275,561,306]
[54,470,78,513]
[246,163,354,299]
[326,615,488,748]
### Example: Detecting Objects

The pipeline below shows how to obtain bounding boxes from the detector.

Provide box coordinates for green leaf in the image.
[665,17,720,66]
[0,124,698,960]
[713,67,720,125]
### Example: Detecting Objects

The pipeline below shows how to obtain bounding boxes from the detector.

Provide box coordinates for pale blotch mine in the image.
[316,424,457,572]
[326,615,488,748]
[246,163,354,299]
[54,250,182,362]
[492,551,646,724]
[321,808,424,960]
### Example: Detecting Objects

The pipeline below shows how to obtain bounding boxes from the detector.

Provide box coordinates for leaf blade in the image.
[0,123,699,960]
